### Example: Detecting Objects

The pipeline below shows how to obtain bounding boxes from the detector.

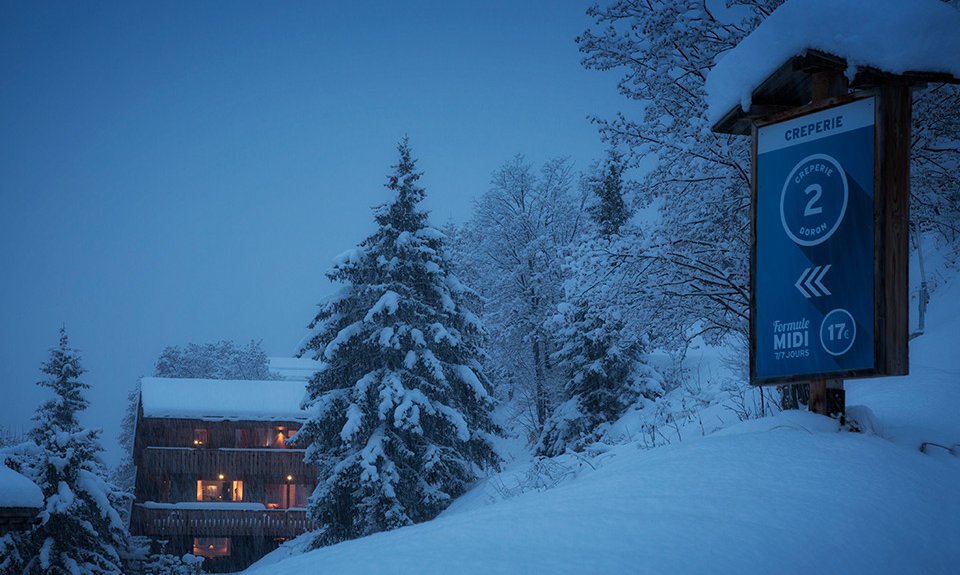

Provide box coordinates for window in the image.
[290,483,308,508]
[193,537,230,558]
[275,426,299,447]
[193,428,208,447]
[265,482,310,509]
[238,426,299,448]
[196,479,244,502]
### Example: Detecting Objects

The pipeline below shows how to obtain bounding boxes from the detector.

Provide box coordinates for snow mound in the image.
[707,0,960,125]
[0,463,43,508]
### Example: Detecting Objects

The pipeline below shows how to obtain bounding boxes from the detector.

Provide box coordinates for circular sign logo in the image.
[820,308,856,356]
[780,154,848,246]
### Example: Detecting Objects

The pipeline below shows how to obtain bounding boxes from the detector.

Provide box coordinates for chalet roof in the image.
[268,356,323,382]
[708,0,960,134]
[140,377,308,421]
[0,463,43,509]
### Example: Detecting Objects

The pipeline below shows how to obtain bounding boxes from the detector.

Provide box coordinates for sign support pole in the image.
[806,69,850,419]
[876,84,911,376]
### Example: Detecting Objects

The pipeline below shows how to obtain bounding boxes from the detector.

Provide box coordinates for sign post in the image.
[750,82,912,412]
[710,49,958,418]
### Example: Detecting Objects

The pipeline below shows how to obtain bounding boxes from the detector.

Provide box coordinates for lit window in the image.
[193,429,208,447]
[286,427,299,443]
[196,479,244,502]
[265,482,310,509]
[193,537,230,558]
[273,426,299,448]
[265,483,283,509]
[243,426,299,449]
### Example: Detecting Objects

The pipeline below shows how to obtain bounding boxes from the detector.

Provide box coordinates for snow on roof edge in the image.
[268,356,323,382]
[0,464,43,508]
[706,0,960,126]
[140,377,308,422]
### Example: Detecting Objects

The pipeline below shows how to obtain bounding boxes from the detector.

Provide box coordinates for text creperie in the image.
[784,115,844,141]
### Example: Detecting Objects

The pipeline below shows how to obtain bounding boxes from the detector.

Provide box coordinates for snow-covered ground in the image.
[245,258,960,575]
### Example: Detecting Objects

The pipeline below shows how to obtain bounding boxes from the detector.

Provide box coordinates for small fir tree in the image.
[296,138,500,547]
[586,150,631,238]
[7,328,129,575]
[538,302,660,456]
[538,158,660,456]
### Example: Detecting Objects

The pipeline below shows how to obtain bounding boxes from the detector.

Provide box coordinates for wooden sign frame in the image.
[750,88,910,386]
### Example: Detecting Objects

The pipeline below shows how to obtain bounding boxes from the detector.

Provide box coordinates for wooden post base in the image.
[809,379,845,424]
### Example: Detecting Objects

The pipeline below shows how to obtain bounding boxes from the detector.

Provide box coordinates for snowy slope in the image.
[246,410,958,574]
[846,260,960,451]
[246,258,960,575]
[245,276,960,574]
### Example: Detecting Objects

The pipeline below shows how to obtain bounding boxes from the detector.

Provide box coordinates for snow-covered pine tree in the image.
[296,138,500,547]
[538,154,661,456]
[586,150,631,238]
[6,328,128,575]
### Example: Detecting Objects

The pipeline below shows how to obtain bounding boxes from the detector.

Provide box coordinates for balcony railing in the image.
[139,446,316,478]
[130,504,313,538]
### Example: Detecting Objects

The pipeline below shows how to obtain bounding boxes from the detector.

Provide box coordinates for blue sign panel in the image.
[753,97,875,382]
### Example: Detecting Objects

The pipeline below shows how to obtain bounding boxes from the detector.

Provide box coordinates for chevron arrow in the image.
[795,265,832,298]
[795,268,814,298]
[813,264,832,296]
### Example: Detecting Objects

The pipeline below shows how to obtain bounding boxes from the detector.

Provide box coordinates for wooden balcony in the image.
[139,446,316,478]
[130,504,313,538]
[0,507,41,535]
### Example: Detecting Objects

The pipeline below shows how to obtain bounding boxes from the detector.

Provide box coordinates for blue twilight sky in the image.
[0,1,627,463]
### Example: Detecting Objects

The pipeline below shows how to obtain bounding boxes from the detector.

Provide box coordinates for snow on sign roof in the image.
[140,377,307,421]
[706,0,960,126]
[0,464,43,508]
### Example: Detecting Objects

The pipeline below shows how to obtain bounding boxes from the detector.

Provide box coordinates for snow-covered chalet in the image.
[129,359,321,572]
[0,463,43,535]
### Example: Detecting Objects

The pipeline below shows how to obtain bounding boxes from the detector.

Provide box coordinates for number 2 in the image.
[804,184,823,216]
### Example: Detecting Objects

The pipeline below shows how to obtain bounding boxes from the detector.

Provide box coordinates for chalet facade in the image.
[130,367,320,573]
